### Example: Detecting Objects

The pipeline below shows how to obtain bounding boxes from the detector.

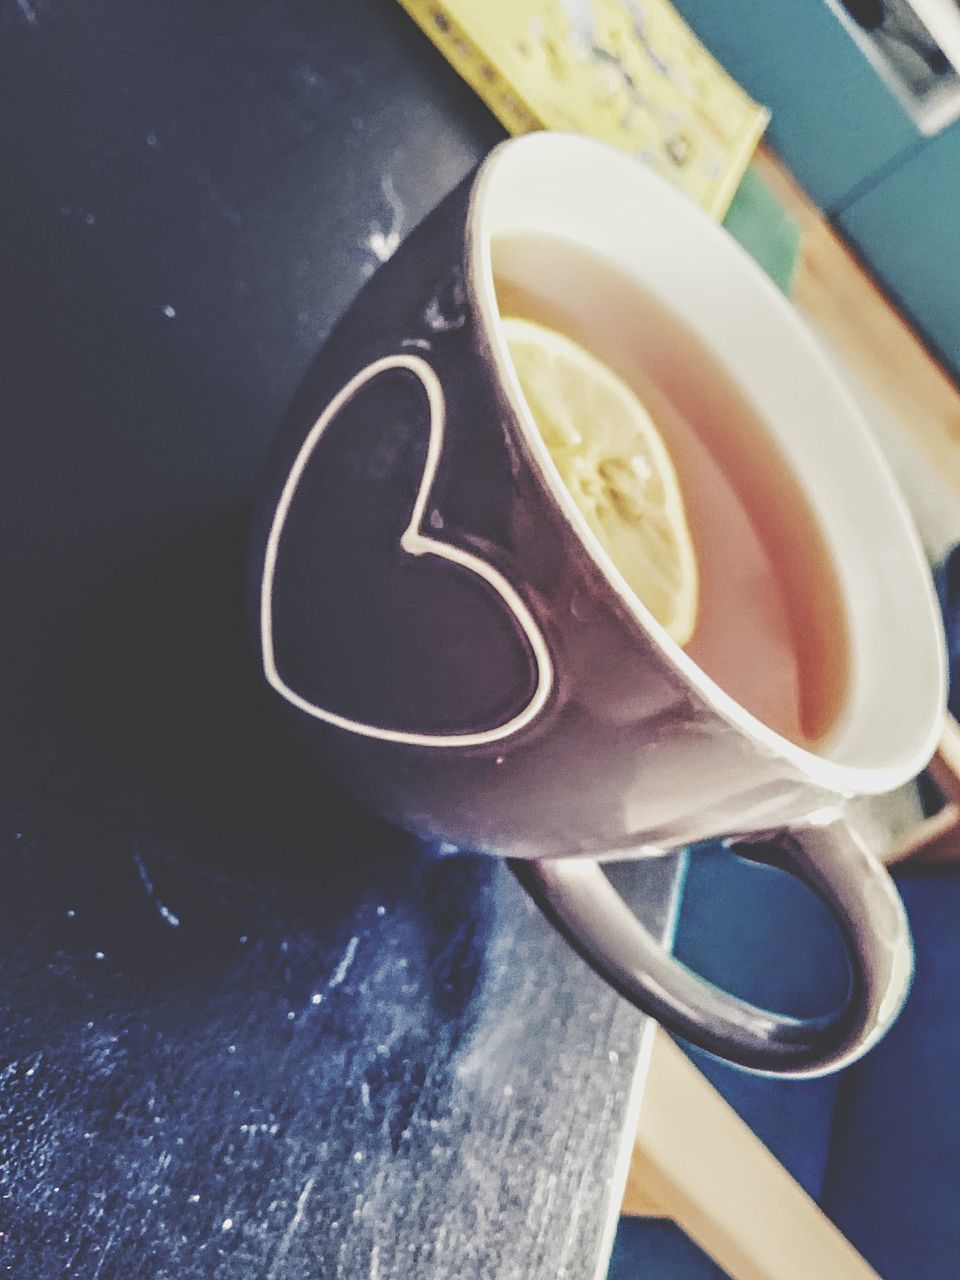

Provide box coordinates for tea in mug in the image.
[492,232,851,751]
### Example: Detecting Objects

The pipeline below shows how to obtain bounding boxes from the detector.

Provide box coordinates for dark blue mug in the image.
[251,134,945,1075]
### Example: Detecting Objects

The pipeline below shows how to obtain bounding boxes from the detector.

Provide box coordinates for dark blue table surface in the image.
[0,1,681,1275]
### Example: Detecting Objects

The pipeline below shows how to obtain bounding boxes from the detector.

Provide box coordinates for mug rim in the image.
[467,131,945,798]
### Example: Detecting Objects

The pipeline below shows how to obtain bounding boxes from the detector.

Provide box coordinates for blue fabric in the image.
[610,1219,724,1280]
[672,845,847,1202]
[822,868,960,1280]
[609,860,960,1280]
[608,844,847,1280]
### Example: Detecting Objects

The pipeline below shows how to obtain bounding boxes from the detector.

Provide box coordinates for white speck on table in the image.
[328,935,359,989]
[132,850,181,928]
[363,173,404,266]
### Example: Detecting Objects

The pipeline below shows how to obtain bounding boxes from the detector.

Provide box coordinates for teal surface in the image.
[722,165,802,295]
[670,0,919,212]
[670,5,960,458]
[837,119,960,381]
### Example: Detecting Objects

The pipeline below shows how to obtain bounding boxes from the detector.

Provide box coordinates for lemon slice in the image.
[502,316,699,646]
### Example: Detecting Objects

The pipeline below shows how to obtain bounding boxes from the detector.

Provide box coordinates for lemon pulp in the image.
[503,316,699,646]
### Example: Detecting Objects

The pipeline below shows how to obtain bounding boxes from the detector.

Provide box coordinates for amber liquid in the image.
[492,232,851,750]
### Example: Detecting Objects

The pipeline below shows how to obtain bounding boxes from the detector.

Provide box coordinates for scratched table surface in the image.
[0,1,683,1276]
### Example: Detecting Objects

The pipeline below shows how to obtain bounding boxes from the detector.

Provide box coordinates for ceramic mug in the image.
[252,133,945,1077]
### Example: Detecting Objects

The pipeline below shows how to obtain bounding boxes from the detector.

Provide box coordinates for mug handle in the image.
[512,812,913,1077]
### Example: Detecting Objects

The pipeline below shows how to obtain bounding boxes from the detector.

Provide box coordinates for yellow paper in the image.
[396,0,769,218]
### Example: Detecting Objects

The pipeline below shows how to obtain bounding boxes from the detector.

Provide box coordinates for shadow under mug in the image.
[251,133,945,1077]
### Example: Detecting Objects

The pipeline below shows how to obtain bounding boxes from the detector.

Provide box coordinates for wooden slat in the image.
[928,715,960,804]
[884,718,960,864]
[886,802,960,865]
[623,1030,883,1280]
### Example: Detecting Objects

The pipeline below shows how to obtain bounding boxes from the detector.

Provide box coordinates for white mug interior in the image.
[469,132,945,799]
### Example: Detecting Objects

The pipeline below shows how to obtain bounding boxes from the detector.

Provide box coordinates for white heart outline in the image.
[260,353,554,747]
